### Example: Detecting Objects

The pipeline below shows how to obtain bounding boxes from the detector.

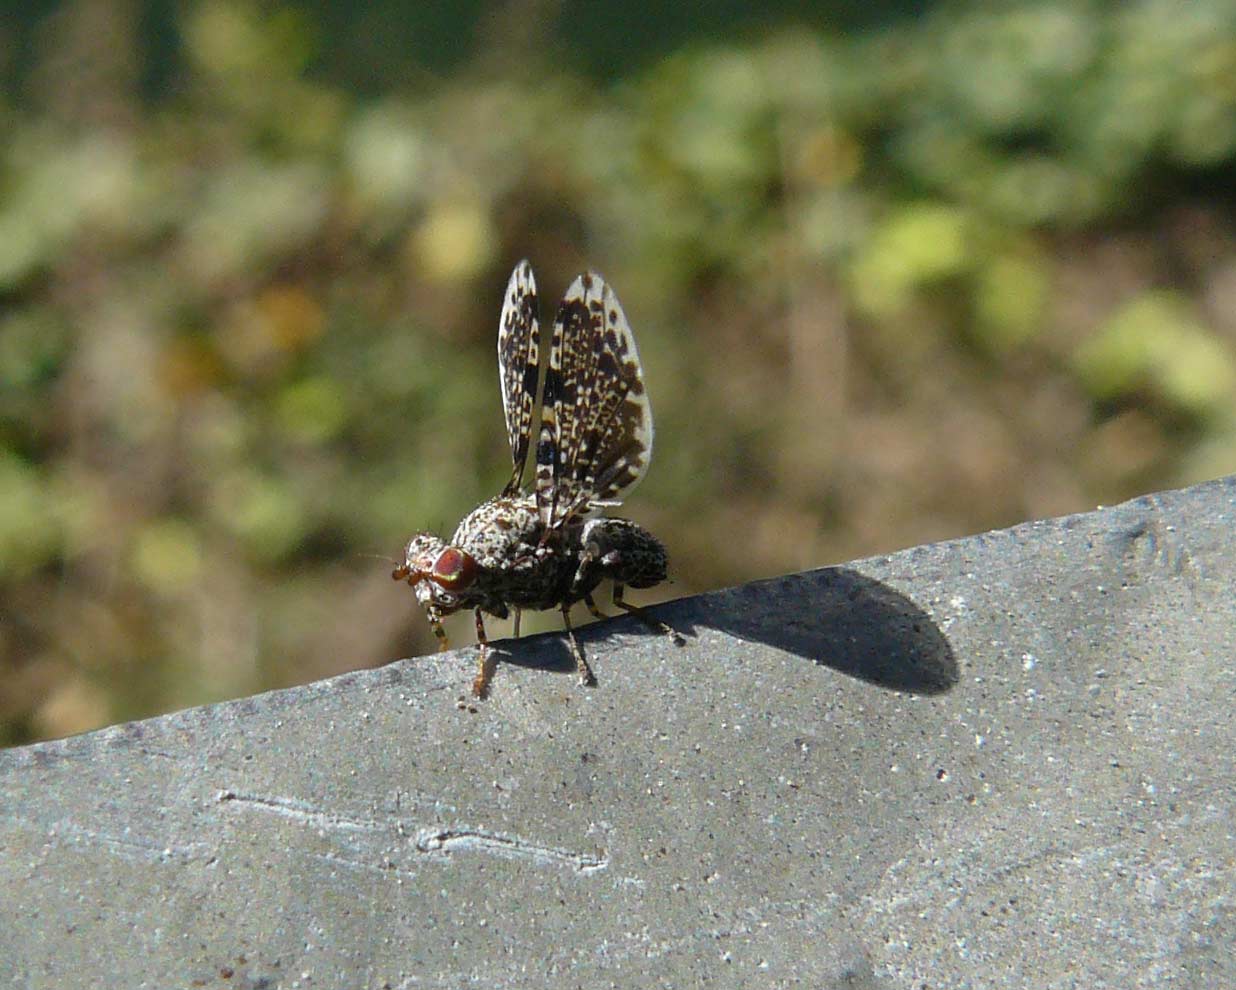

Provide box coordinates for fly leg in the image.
[570,544,600,600]
[513,607,522,638]
[429,616,449,650]
[612,584,685,645]
[471,608,499,699]
[561,605,597,688]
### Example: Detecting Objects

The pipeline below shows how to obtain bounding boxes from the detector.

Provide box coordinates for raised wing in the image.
[536,271,653,528]
[497,260,541,495]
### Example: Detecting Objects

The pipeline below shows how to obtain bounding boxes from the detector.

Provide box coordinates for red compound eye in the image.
[431,548,478,590]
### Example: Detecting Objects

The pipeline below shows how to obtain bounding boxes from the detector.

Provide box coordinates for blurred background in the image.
[3,0,1235,745]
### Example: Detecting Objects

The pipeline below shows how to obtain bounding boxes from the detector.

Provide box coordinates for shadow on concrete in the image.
[500,567,958,696]
[688,568,958,695]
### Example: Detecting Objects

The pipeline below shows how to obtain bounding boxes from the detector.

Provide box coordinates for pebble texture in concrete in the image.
[2,476,1234,989]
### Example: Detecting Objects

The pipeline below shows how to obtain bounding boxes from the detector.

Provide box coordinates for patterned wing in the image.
[536,271,653,528]
[497,260,541,494]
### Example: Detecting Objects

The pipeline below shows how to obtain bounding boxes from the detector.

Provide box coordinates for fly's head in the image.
[393,533,481,619]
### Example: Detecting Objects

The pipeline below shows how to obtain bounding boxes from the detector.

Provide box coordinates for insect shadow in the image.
[680,567,958,694]
[494,567,958,696]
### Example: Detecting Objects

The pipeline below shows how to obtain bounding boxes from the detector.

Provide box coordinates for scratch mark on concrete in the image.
[217,789,608,876]
[46,818,207,864]
[216,790,383,833]
[414,827,608,873]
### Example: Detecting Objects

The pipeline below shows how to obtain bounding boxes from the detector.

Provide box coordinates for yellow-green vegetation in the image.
[4,1,1236,744]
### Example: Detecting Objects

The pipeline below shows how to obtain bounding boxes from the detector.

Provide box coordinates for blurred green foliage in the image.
[4,0,1236,745]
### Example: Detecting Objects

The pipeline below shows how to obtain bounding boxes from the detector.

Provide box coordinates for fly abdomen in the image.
[578,516,668,590]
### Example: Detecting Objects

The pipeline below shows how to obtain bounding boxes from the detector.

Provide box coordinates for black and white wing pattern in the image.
[535,271,654,529]
[497,260,542,495]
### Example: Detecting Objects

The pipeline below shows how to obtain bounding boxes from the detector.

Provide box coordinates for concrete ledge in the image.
[3,477,1234,988]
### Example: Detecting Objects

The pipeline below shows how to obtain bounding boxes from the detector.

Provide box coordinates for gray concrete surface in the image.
[3,477,1234,989]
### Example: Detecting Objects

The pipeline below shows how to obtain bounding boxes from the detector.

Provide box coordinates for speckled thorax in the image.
[447,494,584,613]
